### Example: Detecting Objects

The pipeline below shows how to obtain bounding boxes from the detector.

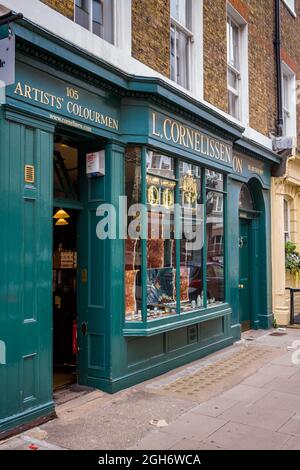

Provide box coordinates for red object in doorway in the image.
[72,321,77,355]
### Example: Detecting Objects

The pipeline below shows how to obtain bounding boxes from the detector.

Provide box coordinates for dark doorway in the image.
[52,137,80,390]
[53,208,79,389]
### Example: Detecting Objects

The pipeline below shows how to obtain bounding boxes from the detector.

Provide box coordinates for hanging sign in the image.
[0,34,15,86]
[86,150,105,177]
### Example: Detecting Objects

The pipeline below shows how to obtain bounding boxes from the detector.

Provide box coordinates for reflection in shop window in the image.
[206,188,224,307]
[146,152,176,320]
[179,162,204,313]
[124,149,226,323]
[125,148,142,321]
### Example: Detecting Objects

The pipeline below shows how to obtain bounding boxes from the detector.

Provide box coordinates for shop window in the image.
[206,171,225,306]
[284,198,290,243]
[75,0,114,44]
[124,148,226,326]
[179,162,203,313]
[282,63,297,139]
[125,148,142,321]
[170,0,193,90]
[146,152,176,319]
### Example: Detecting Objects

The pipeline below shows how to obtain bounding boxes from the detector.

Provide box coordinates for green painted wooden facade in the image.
[0,19,280,436]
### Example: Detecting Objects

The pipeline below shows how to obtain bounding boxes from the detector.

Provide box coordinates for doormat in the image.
[54,384,95,406]
[147,345,280,403]
[269,332,287,336]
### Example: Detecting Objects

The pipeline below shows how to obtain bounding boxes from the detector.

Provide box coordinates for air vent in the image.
[24,165,35,184]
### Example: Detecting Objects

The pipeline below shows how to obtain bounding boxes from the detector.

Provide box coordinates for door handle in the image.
[81,322,87,336]
[239,284,245,289]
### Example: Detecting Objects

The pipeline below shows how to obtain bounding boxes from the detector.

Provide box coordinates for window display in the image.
[179,162,204,313]
[125,148,142,321]
[124,148,226,323]
[206,169,225,306]
[146,152,176,319]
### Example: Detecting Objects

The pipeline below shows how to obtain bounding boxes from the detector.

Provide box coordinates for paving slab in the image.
[192,397,239,417]
[242,372,277,388]
[160,413,228,441]
[254,390,300,412]
[203,421,291,450]
[219,384,269,403]
[281,436,300,450]
[170,438,221,450]
[265,376,300,395]
[255,363,297,379]
[129,431,181,450]
[277,414,300,435]
[218,401,295,431]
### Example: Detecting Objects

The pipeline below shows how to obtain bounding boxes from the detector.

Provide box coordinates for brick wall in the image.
[203,0,300,139]
[247,0,276,137]
[203,0,277,137]
[280,1,300,142]
[40,0,74,20]
[131,0,170,77]
[203,0,228,113]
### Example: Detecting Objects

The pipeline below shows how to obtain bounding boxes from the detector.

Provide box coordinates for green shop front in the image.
[0,21,280,436]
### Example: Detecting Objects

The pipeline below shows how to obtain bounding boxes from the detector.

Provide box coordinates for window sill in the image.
[282,1,297,18]
[123,304,231,337]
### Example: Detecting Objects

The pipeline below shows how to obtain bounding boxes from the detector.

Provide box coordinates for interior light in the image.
[53,209,70,220]
[55,218,69,226]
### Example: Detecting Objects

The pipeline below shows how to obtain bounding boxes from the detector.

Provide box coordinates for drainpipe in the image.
[275,0,283,137]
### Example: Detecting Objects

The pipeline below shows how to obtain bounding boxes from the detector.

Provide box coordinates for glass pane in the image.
[176,30,189,89]
[75,1,90,30]
[228,18,239,69]
[228,68,238,91]
[53,143,79,201]
[125,147,142,322]
[170,0,190,28]
[146,151,175,179]
[206,170,224,191]
[228,90,239,119]
[284,199,289,234]
[93,0,114,43]
[239,184,254,211]
[206,191,224,306]
[146,153,176,319]
[170,25,176,82]
[179,163,204,313]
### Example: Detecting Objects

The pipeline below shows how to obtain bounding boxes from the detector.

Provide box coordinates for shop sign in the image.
[86,151,105,178]
[232,154,265,179]
[7,62,120,134]
[0,35,15,86]
[151,112,232,168]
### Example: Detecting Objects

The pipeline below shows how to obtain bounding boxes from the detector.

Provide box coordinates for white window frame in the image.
[282,62,297,139]
[73,0,132,48]
[170,1,194,91]
[170,0,203,99]
[226,3,249,125]
[284,198,291,243]
[282,0,297,17]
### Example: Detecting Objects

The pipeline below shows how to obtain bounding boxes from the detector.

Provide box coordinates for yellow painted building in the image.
[272,152,300,326]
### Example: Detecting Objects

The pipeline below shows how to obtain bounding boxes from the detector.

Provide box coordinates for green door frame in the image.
[238,178,267,331]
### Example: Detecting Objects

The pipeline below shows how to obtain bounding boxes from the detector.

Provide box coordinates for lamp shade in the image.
[53,209,70,220]
[55,218,69,226]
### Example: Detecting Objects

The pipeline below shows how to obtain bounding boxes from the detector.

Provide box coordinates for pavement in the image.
[1,328,300,451]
